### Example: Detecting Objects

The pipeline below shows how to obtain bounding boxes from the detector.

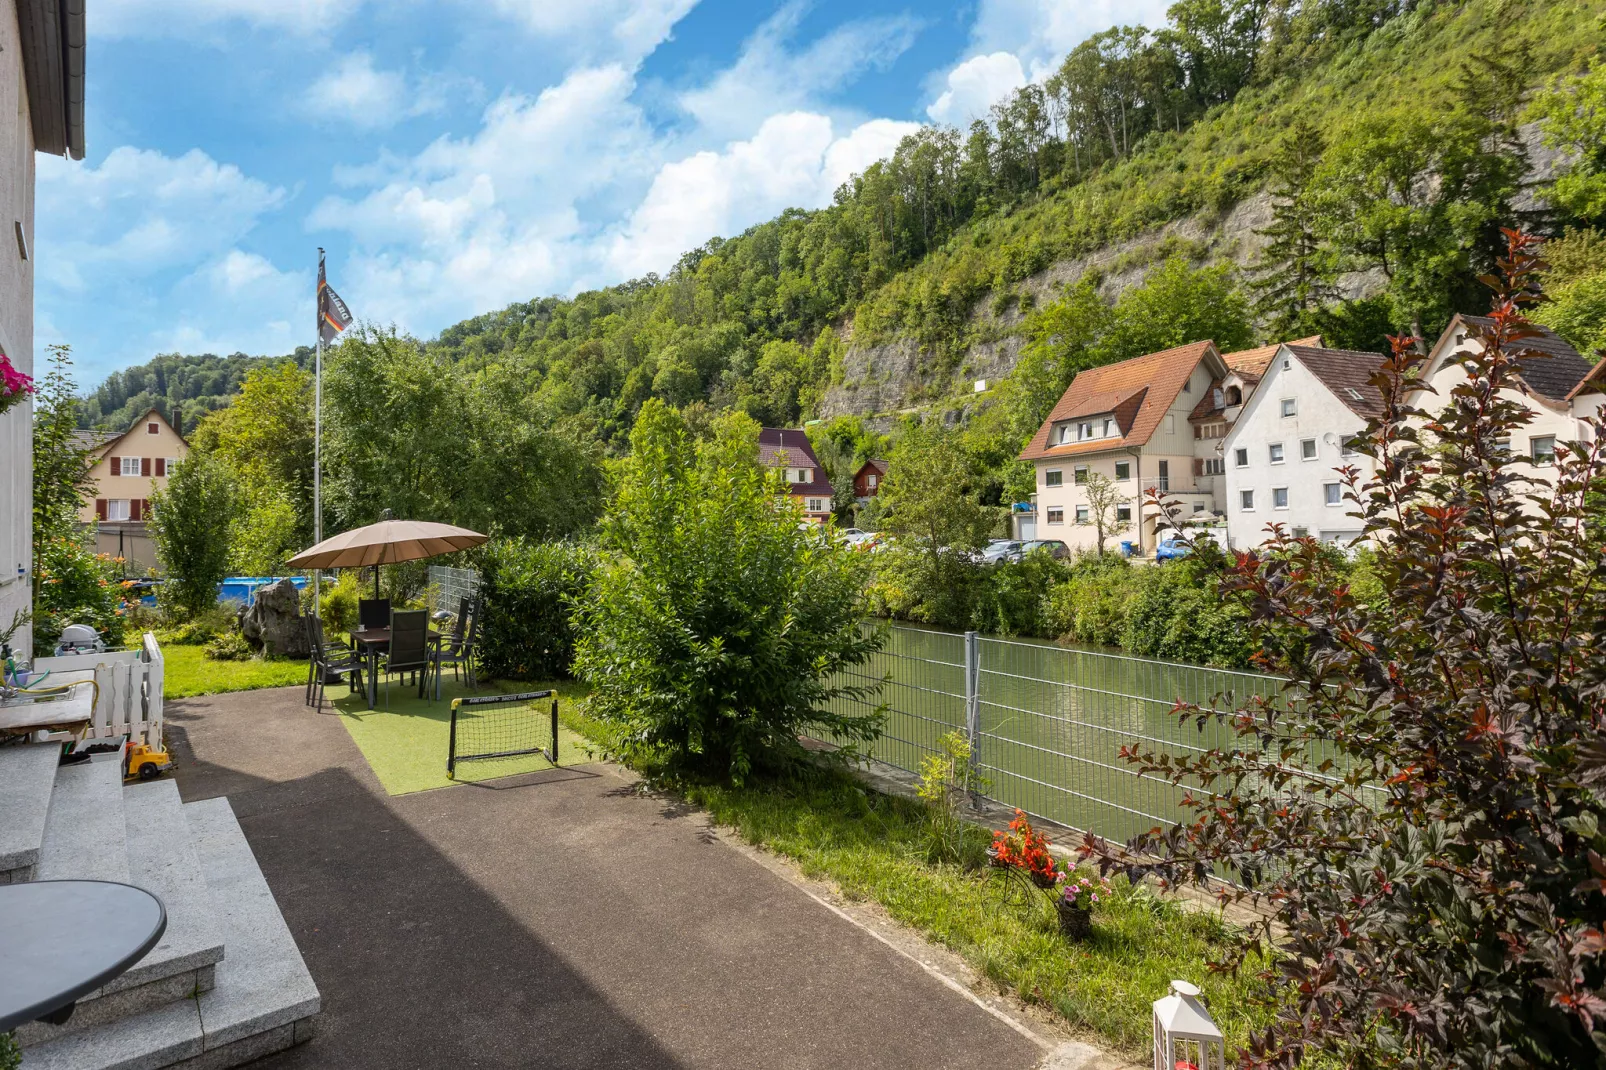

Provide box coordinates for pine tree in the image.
[1250,119,1339,339]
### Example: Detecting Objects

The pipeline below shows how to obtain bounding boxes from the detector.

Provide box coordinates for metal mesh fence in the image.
[817,625,968,771]
[427,565,481,618]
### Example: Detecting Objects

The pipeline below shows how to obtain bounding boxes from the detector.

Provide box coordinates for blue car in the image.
[1155,537,1192,562]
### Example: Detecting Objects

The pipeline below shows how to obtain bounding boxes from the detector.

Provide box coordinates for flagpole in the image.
[313,248,324,617]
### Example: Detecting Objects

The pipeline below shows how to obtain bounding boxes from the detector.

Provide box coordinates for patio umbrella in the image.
[287,520,489,598]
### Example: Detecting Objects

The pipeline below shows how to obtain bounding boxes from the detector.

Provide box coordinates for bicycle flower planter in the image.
[988,809,1109,941]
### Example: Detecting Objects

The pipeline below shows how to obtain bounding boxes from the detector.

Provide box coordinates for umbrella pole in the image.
[374,564,380,601]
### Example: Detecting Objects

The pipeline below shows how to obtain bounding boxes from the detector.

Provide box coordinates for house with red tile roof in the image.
[1018,337,1325,554]
[758,427,835,523]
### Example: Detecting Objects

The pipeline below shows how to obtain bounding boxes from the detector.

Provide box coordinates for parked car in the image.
[980,539,1021,565]
[1155,537,1192,562]
[1011,539,1071,562]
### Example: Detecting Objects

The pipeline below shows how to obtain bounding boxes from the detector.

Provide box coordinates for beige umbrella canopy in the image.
[286,520,489,570]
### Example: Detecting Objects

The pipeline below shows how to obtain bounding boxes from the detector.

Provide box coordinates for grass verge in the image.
[162,643,310,698]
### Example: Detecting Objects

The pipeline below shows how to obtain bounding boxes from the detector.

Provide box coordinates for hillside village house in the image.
[0,0,86,656]
[75,407,189,571]
[1018,336,1320,554]
[852,458,887,503]
[759,426,835,523]
[1223,345,1387,548]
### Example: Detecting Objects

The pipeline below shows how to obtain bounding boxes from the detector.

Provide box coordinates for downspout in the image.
[1129,447,1145,555]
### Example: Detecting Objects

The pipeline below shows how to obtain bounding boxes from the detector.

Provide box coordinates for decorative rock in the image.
[237,579,308,658]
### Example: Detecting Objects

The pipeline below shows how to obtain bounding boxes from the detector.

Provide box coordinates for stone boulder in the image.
[238,578,309,658]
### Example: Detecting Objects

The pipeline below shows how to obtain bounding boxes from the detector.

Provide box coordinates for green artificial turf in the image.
[330,677,596,795]
[162,644,311,699]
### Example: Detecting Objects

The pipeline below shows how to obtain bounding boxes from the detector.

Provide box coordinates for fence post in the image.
[964,630,981,806]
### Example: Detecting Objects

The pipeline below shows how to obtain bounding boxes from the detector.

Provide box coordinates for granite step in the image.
[35,754,130,884]
[0,741,61,884]
[20,798,319,1070]
[16,780,226,1047]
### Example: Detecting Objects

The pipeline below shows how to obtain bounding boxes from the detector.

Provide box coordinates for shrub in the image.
[32,535,128,657]
[1106,235,1606,1066]
[148,453,238,619]
[574,401,883,782]
[317,572,360,636]
[476,539,595,681]
[1119,548,1254,668]
[916,730,988,867]
[970,550,1068,637]
[155,603,237,647]
[203,630,253,661]
[1043,553,1136,647]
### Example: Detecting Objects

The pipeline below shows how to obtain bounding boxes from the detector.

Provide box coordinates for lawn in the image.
[161,643,310,699]
[329,677,595,795]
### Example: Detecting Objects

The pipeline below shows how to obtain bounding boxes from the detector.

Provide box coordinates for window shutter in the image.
[155,457,165,477]
[1194,458,1204,477]
[141,457,151,477]
[130,499,142,521]
[110,456,120,475]
[96,499,107,520]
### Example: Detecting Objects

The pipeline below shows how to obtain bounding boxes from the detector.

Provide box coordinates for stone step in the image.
[16,780,227,1047]
[35,754,131,884]
[19,799,319,1070]
[0,741,61,884]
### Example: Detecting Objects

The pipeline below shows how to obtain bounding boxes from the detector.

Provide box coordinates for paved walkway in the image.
[166,687,1055,1070]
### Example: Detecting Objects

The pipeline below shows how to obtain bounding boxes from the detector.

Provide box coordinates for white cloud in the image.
[159,251,308,356]
[679,4,920,142]
[607,112,918,281]
[303,53,452,131]
[37,147,286,289]
[925,51,1025,126]
[482,0,700,63]
[93,0,367,38]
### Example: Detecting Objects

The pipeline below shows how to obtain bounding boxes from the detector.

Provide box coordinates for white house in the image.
[1223,345,1387,549]
[1410,314,1603,462]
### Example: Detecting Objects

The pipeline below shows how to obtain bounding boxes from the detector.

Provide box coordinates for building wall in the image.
[1418,353,1581,465]
[80,415,190,523]
[0,1,36,655]
[1224,356,1373,548]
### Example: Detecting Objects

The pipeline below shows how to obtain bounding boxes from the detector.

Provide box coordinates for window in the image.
[1057,424,1072,444]
[1157,460,1170,492]
[1116,505,1132,523]
[1102,417,1113,437]
[1340,436,1358,458]
[1079,421,1093,439]
[1300,439,1317,460]
[1165,414,1176,434]
[1280,398,1296,418]
[147,422,159,435]
[1224,386,1242,405]
[1046,507,1064,525]
[1273,487,1289,509]
[1240,490,1254,511]
[1075,506,1090,523]
[1269,443,1285,464]
[1044,469,1063,488]
[1493,437,1512,456]
[1202,457,1225,476]
[1193,502,1206,514]
[107,499,131,521]
[806,498,826,512]
[1182,372,1192,394]
[1531,435,1557,466]
[1234,447,1249,467]
[1114,460,1131,481]
[119,457,142,476]
[166,457,179,476]
[1282,358,1292,371]
[1324,482,1342,506]
[866,474,877,488]
[1073,465,1088,485]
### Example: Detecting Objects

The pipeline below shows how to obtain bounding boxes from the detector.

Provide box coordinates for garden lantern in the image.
[1153,979,1224,1070]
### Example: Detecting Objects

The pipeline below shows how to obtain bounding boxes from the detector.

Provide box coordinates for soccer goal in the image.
[446,690,560,780]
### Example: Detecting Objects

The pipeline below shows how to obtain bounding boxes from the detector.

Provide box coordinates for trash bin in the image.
[1120,541,1136,557]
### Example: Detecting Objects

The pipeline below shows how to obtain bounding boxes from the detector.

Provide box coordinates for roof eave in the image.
[16,0,85,160]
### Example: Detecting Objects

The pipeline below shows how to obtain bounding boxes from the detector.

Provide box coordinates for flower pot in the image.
[1056,899,1093,940]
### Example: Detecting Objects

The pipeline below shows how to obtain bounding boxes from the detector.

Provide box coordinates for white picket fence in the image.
[32,631,165,748]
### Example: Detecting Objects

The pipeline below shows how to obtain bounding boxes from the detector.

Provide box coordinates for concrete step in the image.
[35,754,131,884]
[19,799,319,1070]
[16,780,227,1047]
[0,741,61,884]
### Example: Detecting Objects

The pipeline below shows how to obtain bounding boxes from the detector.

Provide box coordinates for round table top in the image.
[0,880,167,1032]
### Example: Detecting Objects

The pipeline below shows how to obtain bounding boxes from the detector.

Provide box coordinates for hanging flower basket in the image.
[1056,898,1093,940]
[0,353,34,417]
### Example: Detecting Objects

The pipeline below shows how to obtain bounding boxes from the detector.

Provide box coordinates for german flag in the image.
[318,255,353,344]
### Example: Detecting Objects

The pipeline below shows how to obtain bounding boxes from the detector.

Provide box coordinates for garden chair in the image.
[381,609,432,706]
[430,598,480,699]
[358,598,392,632]
[306,616,366,712]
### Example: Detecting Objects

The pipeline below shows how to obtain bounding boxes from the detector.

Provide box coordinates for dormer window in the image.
[1102,418,1113,437]
[1057,424,1073,445]
[1079,421,1093,439]
[1224,386,1242,406]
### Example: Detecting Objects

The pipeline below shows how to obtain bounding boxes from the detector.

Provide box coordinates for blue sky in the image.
[37,0,1165,386]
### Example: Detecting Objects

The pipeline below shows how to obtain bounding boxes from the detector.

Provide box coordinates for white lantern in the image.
[1153,979,1225,1070]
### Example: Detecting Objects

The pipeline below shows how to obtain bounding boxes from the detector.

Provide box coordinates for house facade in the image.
[77,408,189,571]
[1223,345,1386,548]
[852,458,887,502]
[0,0,87,655]
[758,426,835,523]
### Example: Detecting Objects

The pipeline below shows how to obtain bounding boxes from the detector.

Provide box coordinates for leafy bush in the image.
[154,603,238,647]
[148,453,238,619]
[1108,236,1606,1065]
[32,535,128,657]
[1043,552,1137,647]
[970,550,1069,637]
[203,630,253,661]
[313,571,360,636]
[574,401,883,781]
[476,538,596,681]
[916,730,988,867]
[1119,545,1254,668]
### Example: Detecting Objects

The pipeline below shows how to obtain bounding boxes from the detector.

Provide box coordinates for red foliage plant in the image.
[991,809,1061,888]
[1089,232,1606,1068]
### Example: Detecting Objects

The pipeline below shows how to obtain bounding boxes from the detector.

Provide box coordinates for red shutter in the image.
[109,456,120,475]
[141,457,151,477]
[96,499,107,520]
[129,499,142,521]
[1194,458,1204,477]
[154,457,165,477]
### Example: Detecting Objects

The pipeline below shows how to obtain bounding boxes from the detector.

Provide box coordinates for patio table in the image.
[0,880,167,1031]
[350,627,441,709]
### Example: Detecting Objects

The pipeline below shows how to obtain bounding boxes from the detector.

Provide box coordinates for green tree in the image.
[148,453,238,618]
[879,421,995,625]
[1251,119,1339,339]
[31,345,95,553]
[1081,472,1129,556]
[574,401,882,781]
[1530,57,1606,225]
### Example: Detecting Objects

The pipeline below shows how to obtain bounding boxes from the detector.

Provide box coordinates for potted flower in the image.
[1054,873,1111,940]
[0,351,33,416]
[988,809,1060,889]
